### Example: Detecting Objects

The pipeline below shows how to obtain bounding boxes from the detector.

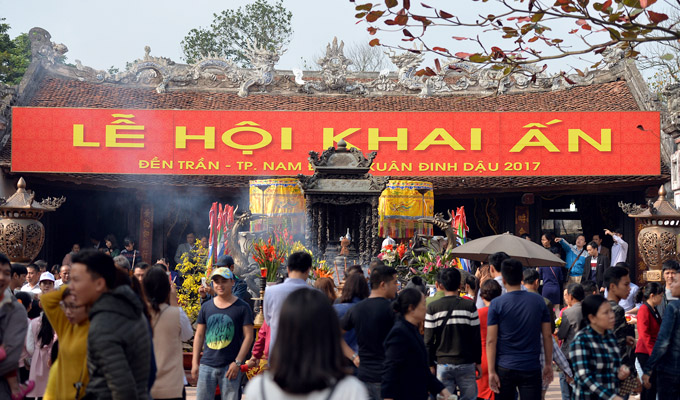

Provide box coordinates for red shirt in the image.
[636,303,661,355]
[252,320,270,360]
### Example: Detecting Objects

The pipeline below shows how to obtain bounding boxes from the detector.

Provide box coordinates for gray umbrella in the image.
[450,232,566,267]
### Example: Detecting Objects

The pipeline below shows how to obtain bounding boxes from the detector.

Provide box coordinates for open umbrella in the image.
[450,232,565,267]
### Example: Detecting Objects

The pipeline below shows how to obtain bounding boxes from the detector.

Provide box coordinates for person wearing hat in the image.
[38,272,55,294]
[657,260,679,318]
[192,267,254,400]
[198,256,252,308]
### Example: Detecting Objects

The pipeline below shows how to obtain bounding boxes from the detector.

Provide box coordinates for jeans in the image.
[657,370,680,400]
[436,363,478,400]
[559,371,572,400]
[195,364,241,400]
[636,354,657,400]
[496,366,542,400]
[364,381,382,400]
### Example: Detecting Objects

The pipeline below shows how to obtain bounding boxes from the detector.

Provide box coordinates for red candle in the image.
[260,267,267,278]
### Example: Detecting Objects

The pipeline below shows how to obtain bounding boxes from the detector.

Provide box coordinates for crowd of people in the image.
[0,225,677,400]
[0,246,195,400]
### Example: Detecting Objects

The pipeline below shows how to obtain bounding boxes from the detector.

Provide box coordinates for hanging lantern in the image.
[379,180,434,240]
[249,178,305,235]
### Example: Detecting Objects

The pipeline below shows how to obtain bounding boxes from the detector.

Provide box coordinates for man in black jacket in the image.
[582,241,610,290]
[70,250,151,400]
[425,268,482,400]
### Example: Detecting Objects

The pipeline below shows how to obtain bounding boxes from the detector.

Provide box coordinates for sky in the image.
[1,0,384,71]
[0,0,656,78]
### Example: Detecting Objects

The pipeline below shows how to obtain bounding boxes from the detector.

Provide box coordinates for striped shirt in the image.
[424,295,481,366]
[569,325,621,400]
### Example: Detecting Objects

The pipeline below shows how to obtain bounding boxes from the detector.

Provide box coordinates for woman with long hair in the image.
[475,263,493,308]
[539,232,564,311]
[634,282,664,400]
[333,273,370,354]
[102,234,120,258]
[569,295,629,400]
[314,277,338,304]
[477,279,502,400]
[382,288,450,400]
[244,288,368,399]
[143,266,193,400]
[26,309,56,398]
[41,286,90,399]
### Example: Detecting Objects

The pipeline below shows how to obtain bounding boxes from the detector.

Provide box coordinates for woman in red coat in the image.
[477,279,503,400]
[635,282,664,400]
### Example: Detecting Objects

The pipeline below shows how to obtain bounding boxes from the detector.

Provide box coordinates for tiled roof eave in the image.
[22,76,642,112]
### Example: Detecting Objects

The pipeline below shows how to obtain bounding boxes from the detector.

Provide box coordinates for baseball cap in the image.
[215,255,235,267]
[39,272,55,283]
[211,267,234,280]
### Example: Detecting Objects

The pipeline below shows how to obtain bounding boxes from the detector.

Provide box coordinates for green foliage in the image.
[181,0,293,67]
[647,69,676,103]
[0,19,31,85]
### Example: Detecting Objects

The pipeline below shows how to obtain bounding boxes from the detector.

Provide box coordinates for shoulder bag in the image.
[564,248,585,284]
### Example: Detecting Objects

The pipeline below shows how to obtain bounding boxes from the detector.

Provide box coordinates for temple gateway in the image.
[0,28,676,284]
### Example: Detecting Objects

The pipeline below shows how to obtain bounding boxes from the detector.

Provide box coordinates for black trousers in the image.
[496,366,542,400]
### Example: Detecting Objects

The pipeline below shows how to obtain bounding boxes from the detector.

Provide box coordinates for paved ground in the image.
[545,378,561,400]
[185,375,564,399]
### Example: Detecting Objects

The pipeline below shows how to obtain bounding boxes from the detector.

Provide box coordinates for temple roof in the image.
[0,28,668,195]
[25,76,639,112]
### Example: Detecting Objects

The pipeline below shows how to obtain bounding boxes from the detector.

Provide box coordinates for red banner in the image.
[11,107,660,176]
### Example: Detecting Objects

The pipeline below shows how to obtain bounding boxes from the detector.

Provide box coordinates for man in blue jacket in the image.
[556,235,587,284]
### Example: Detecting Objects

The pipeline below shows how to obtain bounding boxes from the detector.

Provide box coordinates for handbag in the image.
[618,372,641,396]
[564,248,585,284]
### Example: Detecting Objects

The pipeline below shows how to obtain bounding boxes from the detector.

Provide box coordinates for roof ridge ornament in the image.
[30,28,632,97]
[295,37,366,95]
[28,27,68,65]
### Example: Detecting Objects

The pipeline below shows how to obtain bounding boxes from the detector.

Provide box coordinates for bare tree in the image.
[344,42,391,72]
[636,10,680,100]
[299,41,392,72]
